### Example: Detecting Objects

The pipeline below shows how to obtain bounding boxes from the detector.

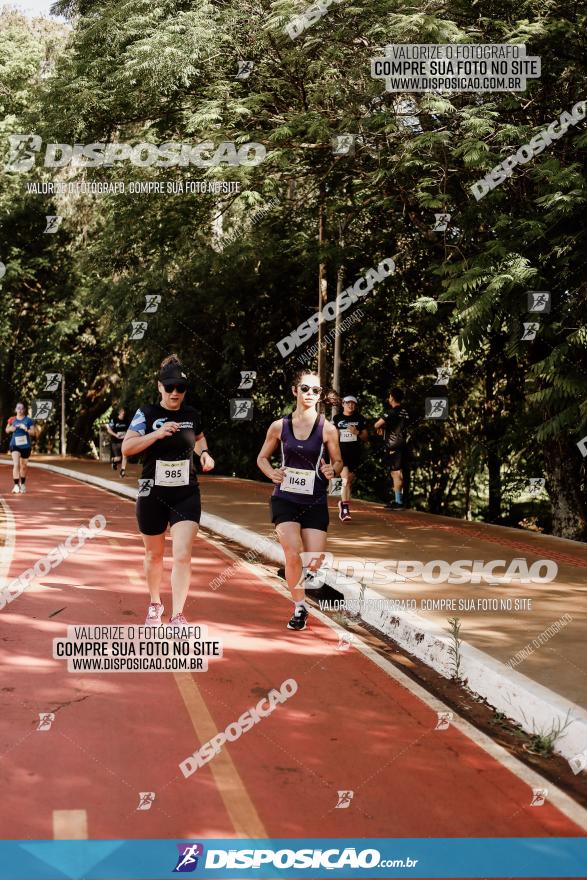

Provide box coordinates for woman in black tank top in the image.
[257,370,343,632]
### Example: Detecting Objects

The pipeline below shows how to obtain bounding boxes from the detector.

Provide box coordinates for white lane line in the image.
[0,495,16,590]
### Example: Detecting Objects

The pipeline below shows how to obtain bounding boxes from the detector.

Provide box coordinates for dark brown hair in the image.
[161,353,183,369]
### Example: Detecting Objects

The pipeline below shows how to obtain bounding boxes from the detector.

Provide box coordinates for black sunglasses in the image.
[163,383,187,393]
[299,384,322,395]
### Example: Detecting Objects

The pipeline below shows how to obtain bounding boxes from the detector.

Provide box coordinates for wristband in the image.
[199,449,210,456]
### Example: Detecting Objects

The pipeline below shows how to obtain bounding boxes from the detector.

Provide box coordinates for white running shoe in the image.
[11,485,20,494]
[20,485,26,494]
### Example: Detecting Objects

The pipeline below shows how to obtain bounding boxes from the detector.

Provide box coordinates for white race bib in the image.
[282,467,315,495]
[155,459,190,487]
[340,429,357,442]
[14,434,28,447]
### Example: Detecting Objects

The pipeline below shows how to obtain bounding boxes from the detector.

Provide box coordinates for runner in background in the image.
[107,406,129,477]
[6,403,36,494]
[333,395,368,522]
[374,388,409,510]
[257,370,343,631]
[122,355,215,630]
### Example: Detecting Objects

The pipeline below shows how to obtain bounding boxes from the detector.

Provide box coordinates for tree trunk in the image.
[543,436,587,540]
[484,342,502,522]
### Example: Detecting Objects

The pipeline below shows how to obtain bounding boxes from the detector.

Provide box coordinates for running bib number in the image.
[339,429,357,442]
[14,434,28,447]
[282,467,315,495]
[155,459,190,487]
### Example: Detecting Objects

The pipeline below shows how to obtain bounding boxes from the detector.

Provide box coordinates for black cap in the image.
[159,363,188,383]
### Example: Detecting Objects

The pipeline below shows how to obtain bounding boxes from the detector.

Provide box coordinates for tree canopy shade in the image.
[1,0,586,537]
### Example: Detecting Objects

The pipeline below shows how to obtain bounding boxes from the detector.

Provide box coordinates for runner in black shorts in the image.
[122,354,215,629]
[257,370,342,631]
[374,387,409,510]
[333,395,368,522]
[6,403,36,494]
[106,407,129,477]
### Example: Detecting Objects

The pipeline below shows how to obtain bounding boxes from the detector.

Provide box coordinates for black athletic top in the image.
[333,413,367,445]
[129,403,203,496]
[380,405,409,450]
[108,417,129,437]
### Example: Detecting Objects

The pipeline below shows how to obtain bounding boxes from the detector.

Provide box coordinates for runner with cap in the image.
[333,395,368,522]
[106,406,129,477]
[122,354,215,630]
[257,370,343,631]
[6,403,36,494]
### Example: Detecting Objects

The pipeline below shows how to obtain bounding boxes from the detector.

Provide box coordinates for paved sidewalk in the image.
[7,456,587,730]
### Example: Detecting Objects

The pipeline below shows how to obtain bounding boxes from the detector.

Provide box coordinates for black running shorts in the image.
[10,447,31,459]
[386,447,404,471]
[340,444,361,473]
[270,497,329,532]
[110,440,123,458]
[136,490,201,535]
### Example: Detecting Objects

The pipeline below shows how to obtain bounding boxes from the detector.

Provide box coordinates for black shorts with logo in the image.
[270,497,329,532]
[136,488,201,535]
[386,446,405,472]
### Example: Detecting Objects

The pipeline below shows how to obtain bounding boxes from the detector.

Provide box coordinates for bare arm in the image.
[194,432,214,472]
[373,417,385,430]
[257,420,286,484]
[321,422,343,478]
[122,422,180,457]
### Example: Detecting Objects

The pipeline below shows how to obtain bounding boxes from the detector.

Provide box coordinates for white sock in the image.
[295,599,308,611]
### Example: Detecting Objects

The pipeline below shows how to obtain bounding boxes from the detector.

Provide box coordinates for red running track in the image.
[0,469,584,870]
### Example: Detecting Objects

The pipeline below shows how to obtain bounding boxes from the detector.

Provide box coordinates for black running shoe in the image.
[287,605,308,631]
[120,468,126,478]
[277,566,286,579]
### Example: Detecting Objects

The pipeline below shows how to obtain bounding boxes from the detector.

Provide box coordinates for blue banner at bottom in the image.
[0,838,585,879]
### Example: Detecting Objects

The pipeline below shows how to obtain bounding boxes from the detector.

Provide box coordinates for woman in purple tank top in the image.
[257,370,343,631]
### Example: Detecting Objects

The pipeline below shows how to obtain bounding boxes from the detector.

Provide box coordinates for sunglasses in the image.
[163,383,187,393]
[299,384,322,395]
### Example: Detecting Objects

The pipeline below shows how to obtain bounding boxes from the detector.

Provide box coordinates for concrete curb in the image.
[28,462,587,766]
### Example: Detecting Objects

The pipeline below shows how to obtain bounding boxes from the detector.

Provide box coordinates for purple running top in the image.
[272,413,328,505]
